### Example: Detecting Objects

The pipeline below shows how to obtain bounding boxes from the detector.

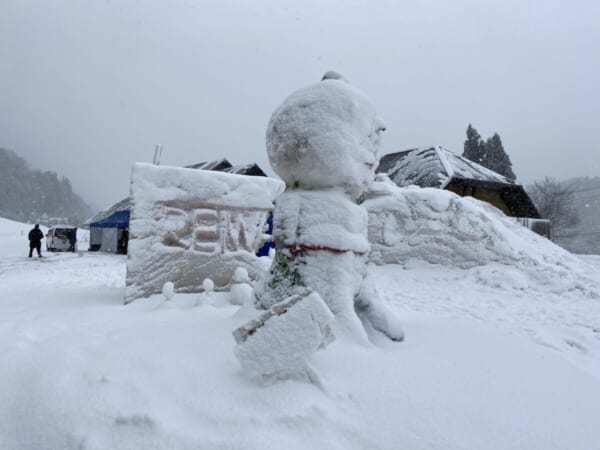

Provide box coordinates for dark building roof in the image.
[185,159,268,177]
[186,158,233,172]
[378,146,540,218]
[224,163,268,177]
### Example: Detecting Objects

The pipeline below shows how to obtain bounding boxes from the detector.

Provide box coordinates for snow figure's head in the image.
[266,72,386,198]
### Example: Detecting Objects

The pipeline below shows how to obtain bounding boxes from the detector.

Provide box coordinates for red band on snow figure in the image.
[287,244,367,257]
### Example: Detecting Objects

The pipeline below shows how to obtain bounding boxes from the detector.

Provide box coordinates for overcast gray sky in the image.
[1,0,599,209]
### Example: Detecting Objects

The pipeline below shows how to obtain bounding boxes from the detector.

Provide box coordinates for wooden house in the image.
[377,146,550,237]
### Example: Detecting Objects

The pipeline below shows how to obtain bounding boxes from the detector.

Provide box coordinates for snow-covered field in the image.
[1,216,600,449]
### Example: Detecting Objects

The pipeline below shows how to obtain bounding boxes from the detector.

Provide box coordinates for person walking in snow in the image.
[28,224,44,258]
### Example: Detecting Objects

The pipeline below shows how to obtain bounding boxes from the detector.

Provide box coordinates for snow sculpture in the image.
[230,267,253,306]
[253,73,404,343]
[125,163,284,303]
[233,289,334,384]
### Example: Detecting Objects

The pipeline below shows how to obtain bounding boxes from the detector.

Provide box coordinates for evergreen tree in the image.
[483,133,516,181]
[462,125,517,181]
[462,124,485,164]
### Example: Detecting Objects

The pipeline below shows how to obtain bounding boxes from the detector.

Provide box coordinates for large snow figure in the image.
[254,72,404,343]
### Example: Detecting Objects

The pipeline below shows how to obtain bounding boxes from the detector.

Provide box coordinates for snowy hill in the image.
[1,210,600,449]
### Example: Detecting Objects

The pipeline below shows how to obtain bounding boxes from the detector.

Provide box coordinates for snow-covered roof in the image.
[186,158,232,172]
[378,146,515,189]
[224,163,268,177]
[186,159,268,177]
[377,146,540,218]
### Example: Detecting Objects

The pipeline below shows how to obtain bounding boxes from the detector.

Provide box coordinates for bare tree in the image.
[527,177,579,232]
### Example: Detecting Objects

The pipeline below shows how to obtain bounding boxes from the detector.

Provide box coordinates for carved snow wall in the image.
[125,163,284,304]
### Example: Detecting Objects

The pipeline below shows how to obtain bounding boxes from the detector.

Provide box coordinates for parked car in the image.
[46,226,77,252]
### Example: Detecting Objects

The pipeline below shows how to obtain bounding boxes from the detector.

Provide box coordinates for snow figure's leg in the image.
[355,271,404,342]
[299,250,369,344]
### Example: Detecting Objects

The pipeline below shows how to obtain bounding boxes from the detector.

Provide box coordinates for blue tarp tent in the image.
[90,210,130,228]
[86,198,130,253]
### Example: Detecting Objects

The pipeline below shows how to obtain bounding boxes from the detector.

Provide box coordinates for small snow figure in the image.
[203,278,215,293]
[253,71,404,344]
[230,267,253,306]
[162,281,174,301]
[196,278,214,306]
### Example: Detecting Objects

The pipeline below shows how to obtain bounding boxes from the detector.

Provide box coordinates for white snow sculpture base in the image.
[125,163,284,303]
[233,290,334,385]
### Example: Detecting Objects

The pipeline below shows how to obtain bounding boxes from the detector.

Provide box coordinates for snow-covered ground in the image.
[1,216,600,449]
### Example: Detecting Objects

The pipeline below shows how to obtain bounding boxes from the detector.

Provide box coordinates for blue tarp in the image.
[256,212,275,257]
[89,210,130,228]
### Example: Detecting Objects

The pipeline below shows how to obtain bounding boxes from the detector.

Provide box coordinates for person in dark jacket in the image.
[28,224,44,258]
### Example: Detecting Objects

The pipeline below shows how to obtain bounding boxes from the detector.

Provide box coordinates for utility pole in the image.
[152,144,163,165]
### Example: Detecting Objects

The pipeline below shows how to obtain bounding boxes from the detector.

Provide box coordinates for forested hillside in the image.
[0,148,92,226]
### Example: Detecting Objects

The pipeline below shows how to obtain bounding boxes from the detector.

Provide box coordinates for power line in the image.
[571,185,600,194]
[554,230,600,238]
[546,185,600,197]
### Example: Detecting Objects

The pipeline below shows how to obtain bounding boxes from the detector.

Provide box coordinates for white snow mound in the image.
[364,178,600,298]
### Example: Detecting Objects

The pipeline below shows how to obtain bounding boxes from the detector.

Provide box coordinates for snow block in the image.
[233,290,334,384]
[125,163,284,303]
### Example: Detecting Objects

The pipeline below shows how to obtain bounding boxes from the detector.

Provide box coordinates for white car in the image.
[46,226,77,252]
